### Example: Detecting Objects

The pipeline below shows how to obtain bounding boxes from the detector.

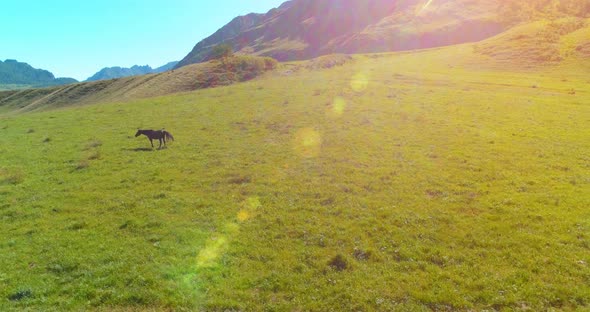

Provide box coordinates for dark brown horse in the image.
[135,129,174,149]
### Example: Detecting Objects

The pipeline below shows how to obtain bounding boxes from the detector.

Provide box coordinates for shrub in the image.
[87,150,100,160]
[208,44,234,61]
[1,168,25,185]
[328,254,349,271]
[195,56,278,89]
[306,54,353,69]
[75,160,89,170]
[228,174,251,184]
[85,139,102,150]
[8,289,33,301]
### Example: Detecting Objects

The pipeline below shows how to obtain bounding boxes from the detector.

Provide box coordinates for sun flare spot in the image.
[196,236,228,268]
[237,210,250,222]
[350,72,369,92]
[237,197,261,222]
[294,128,322,158]
[418,0,434,15]
[245,196,261,210]
[327,96,346,118]
[196,223,240,268]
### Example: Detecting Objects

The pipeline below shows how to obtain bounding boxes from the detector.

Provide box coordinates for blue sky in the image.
[1,0,285,81]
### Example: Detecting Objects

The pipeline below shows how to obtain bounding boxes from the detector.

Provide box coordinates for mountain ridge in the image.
[86,61,179,82]
[0,59,77,90]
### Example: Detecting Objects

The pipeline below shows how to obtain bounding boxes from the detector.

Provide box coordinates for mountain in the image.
[86,61,179,81]
[175,2,290,68]
[153,61,179,73]
[4,10,590,114]
[177,0,590,68]
[0,59,77,89]
[176,0,502,67]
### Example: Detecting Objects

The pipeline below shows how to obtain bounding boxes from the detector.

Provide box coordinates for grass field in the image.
[1,36,590,311]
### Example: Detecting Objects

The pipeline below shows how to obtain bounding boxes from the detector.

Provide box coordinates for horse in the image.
[135,129,174,149]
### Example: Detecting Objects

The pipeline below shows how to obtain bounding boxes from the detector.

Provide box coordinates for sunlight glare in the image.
[237,210,250,222]
[237,197,261,222]
[350,72,369,92]
[196,235,228,268]
[418,0,434,15]
[294,128,322,158]
[245,196,261,210]
[327,96,346,118]
[196,223,240,268]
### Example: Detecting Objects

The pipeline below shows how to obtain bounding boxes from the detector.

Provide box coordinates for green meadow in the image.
[1,44,589,311]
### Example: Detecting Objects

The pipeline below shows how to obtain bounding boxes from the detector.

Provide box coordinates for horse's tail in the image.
[164,131,174,142]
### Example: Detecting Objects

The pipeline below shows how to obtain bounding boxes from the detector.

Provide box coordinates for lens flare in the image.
[350,72,369,92]
[196,223,240,268]
[237,197,261,222]
[237,210,250,222]
[418,0,434,14]
[327,96,346,118]
[196,235,228,268]
[293,128,322,158]
[245,196,261,210]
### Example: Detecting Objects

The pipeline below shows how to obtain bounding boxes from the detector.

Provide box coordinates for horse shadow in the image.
[123,146,169,152]
[124,147,155,152]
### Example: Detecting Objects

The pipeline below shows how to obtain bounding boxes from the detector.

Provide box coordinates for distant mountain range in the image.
[0,59,77,89]
[0,60,179,90]
[0,56,277,112]
[177,0,589,68]
[86,61,178,81]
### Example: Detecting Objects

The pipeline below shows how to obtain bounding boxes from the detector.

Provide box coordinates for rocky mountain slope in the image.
[177,0,505,67]
[177,0,590,68]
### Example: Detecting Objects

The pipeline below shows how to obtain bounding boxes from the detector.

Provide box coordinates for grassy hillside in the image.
[1,39,589,310]
[0,56,277,114]
[474,18,590,67]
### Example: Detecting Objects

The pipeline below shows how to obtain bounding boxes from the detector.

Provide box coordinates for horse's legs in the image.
[149,138,154,148]
[158,138,163,149]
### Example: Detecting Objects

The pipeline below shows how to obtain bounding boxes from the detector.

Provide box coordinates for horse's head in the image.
[135,129,142,137]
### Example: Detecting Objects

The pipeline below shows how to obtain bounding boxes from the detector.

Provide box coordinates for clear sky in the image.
[1,0,286,81]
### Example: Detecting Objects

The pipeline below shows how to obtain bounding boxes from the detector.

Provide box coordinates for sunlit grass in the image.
[1,44,589,311]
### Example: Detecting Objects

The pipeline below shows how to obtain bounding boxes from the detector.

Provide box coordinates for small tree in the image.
[208,44,233,61]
